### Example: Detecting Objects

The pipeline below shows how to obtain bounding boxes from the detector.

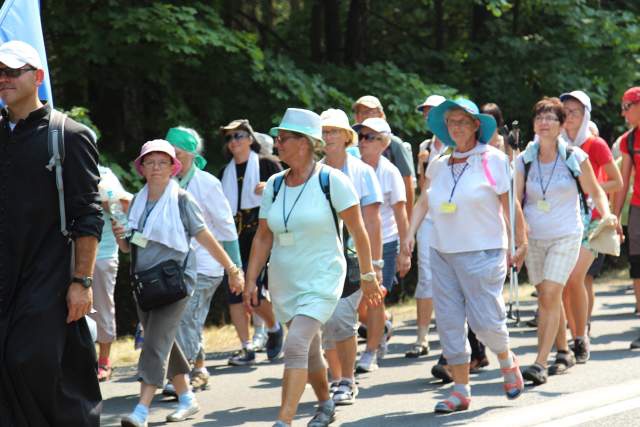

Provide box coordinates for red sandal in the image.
[501,352,524,400]
[434,391,471,414]
[97,364,112,382]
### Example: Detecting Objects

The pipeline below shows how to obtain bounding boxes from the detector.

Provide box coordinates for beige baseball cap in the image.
[352,95,383,111]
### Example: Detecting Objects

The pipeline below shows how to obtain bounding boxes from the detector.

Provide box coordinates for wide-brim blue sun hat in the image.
[427,98,497,147]
[269,108,324,145]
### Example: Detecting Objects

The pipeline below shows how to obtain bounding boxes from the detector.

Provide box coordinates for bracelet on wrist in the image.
[227,264,241,276]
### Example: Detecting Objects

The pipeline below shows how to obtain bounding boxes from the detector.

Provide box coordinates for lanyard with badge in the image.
[536,153,559,213]
[131,202,156,248]
[440,159,469,214]
[279,163,315,246]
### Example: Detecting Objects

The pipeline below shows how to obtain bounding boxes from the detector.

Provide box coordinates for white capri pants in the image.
[89,257,119,343]
[431,247,510,365]
[415,218,434,299]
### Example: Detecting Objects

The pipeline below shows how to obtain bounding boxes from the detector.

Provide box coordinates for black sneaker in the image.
[357,324,367,340]
[228,348,256,366]
[266,326,284,360]
[573,338,590,364]
[548,350,576,375]
[431,363,453,383]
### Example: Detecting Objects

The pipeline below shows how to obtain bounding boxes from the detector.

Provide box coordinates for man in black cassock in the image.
[0,41,103,425]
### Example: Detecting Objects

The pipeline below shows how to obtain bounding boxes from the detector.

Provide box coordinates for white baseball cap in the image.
[416,94,446,112]
[560,90,592,112]
[352,117,391,134]
[0,40,43,70]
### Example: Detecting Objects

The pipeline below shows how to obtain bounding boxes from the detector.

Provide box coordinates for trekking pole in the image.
[509,121,521,325]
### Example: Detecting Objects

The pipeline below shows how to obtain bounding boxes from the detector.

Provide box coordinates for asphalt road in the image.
[101,282,640,426]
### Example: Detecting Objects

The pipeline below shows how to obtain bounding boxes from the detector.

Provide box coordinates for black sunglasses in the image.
[0,67,36,78]
[224,131,249,142]
[358,133,382,142]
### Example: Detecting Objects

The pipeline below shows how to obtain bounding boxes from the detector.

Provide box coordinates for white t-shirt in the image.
[515,148,588,240]
[374,156,406,243]
[187,168,238,277]
[426,145,510,253]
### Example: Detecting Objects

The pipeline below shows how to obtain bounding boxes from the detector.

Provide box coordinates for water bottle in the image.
[134,322,144,350]
[107,190,131,238]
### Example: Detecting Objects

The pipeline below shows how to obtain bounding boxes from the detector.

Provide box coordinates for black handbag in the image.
[131,245,189,312]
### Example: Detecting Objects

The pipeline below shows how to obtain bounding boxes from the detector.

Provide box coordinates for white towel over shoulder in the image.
[128,179,189,253]
[221,150,262,215]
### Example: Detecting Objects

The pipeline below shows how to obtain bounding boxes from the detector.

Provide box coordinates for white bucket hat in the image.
[320,108,358,146]
[269,108,324,145]
[416,94,446,112]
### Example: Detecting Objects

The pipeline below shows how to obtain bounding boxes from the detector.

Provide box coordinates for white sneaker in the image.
[356,351,378,373]
[252,331,268,352]
[377,340,388,362]
[121,414,148,427]
[166,400,200,422]
[332,380,358,405]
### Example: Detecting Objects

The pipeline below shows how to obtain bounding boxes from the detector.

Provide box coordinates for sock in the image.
[131,403,149,421]
[178,391,195,409]
[242,340,252,350]
[98,356,110,367]
[499,353,516,384]
[417,325,429,345]
[576,335,586,342]
[193,367,207,374]
[453,383,471,398]
[267,322,281,333]
[340,377,354,384]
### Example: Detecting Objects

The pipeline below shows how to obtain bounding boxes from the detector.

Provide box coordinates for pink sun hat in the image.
[134,139,182,177]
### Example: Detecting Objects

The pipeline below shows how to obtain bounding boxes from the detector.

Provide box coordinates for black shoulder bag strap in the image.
[45,109,69,238]
[628,127,636,167]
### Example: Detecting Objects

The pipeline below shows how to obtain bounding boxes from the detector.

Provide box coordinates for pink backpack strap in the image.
[482,151,496,187]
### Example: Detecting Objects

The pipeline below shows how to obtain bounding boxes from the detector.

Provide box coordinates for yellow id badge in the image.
[537,200,551,213]
[131,232,148,248]
[440,202,457,214]
[278,232,295,246]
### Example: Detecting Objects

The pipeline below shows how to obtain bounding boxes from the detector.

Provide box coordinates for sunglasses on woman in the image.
[224,132,249,142]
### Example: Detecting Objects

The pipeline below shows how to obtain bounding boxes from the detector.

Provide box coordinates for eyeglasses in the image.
[358,133,383,142]
[224,132,249,142]
[445,118,475,128]
[275,134,301,144]
[0,67,36,78]
[534,115,560,123]
[563,107,584,118]
[142,160,172,169]
[622,102,639,112]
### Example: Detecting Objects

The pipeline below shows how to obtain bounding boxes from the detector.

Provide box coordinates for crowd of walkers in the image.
[2,40,640,427]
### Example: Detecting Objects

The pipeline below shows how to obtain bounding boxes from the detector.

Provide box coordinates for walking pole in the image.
[508,121,521,325]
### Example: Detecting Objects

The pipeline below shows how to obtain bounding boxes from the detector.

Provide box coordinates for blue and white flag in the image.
[0,0,53,105]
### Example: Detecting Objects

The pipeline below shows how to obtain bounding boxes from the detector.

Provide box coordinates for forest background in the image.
[38,0,640,333]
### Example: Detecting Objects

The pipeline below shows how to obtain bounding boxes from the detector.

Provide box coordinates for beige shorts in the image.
[322,290,362,349]
[525,233,582,286]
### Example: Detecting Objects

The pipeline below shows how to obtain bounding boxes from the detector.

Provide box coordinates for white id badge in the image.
[279,232,295,246]
[131,232,149,248]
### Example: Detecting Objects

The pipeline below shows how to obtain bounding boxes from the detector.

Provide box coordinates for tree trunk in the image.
[471,2,489,42]
[324,0,341,64]
[345,0,367,64]
[260,0,273,48]
[434,0,444,51]
[310,0,324,62]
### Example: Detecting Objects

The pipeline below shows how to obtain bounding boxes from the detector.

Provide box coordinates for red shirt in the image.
[620,127,640,206]
[581,136,613,219]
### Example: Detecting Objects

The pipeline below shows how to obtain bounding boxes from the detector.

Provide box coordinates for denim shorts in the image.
[382,239,399,292]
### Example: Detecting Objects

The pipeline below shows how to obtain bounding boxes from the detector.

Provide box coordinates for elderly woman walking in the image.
[516,98,614,385]
[399,98,527,413]
[117,140,244,427]
[245,108,383,427]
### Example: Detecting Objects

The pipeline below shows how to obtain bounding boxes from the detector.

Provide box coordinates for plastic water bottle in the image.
[134,322,144,350]
[107,190,131,238]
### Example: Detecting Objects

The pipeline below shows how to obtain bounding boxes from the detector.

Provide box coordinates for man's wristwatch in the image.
[72,276,93,288]
[360,271,377,282]
[372,259,385,269]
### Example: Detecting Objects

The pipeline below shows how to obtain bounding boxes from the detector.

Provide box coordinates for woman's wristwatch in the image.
[360,271,377,282]
[372,259,385,269]
[227,264,242,276]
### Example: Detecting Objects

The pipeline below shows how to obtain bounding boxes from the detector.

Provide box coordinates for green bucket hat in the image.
[165,127,207,170]
[269,108,324,145]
